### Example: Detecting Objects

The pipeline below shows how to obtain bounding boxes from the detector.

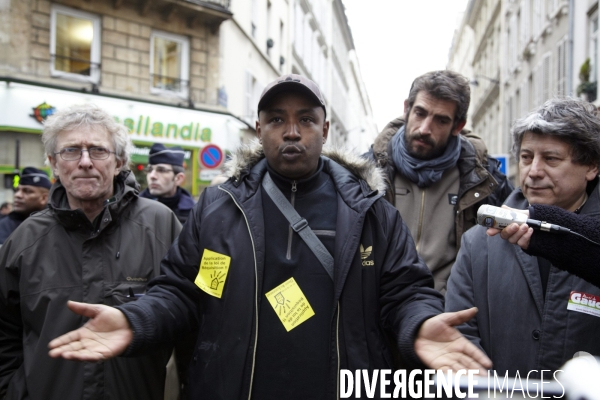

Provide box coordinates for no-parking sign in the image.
[199,144,223,169]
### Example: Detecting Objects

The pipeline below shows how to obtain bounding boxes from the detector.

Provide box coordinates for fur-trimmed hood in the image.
[223,140,387,193]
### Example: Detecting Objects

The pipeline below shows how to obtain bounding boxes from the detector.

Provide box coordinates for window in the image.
[251,0,259,39]
[244,71,264,124]
[533,0,544,36]
[507,13,518,73]
[589,11,598,85]
[266,1,272,56]
[521,81,529,116]
[294,3,303,58]
[279,20,285,72]
[520,0,530,48]
[150,31,189,97]
[542,53,551,101]
[50,5,101,83]
[557,36,567,96]
[528,74,534,111]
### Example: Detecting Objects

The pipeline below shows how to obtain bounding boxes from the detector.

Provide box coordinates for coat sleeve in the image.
[525,204,600,288]
[444,230,485,352]
[375,201,445,368]
[0,239,25,397]
[485,156,514,207]
[117,192,210,355]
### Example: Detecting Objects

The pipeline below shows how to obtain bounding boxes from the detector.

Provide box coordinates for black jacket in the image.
[0,171,181,400]
[0,212,27,245]
[117,144,444,399]
[140,187,195,225]
[525,180,600,288]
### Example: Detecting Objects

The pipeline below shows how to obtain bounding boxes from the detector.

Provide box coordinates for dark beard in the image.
[404,132,447,160]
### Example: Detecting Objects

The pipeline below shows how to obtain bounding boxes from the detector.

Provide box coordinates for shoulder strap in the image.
[261,172,334,281]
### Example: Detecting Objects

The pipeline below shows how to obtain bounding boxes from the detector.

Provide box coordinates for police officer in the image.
[140,143,195,224]
[0,167,50,244]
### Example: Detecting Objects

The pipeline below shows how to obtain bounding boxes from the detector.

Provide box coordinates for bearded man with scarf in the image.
[365,70,512,293]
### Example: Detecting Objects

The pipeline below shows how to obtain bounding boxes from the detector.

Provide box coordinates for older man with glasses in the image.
[140,143,195,225]
[0,103,181,400]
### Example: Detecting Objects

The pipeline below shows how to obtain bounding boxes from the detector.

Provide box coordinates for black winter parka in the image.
[117,145,444,400]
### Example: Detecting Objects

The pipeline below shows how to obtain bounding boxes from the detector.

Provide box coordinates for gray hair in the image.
[42,103,132,171]
[407,70,471,128]
[511,98,600,166]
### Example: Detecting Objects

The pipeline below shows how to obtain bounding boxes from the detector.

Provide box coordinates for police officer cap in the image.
[148,143,185,166]
[20,167,51,189]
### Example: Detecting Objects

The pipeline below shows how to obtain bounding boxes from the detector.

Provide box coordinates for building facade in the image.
[217,0,377,155]
[467,0,504,161]
[448,0,599,180]
[448,10,475,131]
[0,0,247,203]
[0,0,380,204]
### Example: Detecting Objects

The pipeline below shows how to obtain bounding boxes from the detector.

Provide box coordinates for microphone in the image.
[476,205,571,234]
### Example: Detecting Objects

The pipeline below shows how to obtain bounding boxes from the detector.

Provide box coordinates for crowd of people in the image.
[0,70,598,399]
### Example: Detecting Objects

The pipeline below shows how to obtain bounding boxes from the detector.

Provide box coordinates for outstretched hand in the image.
[48,301,133,361]
[415,307,492,373]
[486,205,533,249]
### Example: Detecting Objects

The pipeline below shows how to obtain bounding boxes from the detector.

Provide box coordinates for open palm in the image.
[48,301,133,361]
[415,307,492,372]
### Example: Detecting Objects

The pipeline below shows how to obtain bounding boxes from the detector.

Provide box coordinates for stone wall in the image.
[2,0,220,107]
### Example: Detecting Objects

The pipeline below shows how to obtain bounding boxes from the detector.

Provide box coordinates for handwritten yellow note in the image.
[265,277,315,332]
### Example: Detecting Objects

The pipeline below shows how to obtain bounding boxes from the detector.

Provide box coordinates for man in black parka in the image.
[49,75,491,399]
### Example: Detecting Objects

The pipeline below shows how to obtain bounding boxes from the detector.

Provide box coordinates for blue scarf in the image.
[391,125,461,188]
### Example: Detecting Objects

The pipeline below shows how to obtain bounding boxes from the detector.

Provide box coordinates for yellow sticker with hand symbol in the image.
[195,249,230,298]
[265,277,315,332]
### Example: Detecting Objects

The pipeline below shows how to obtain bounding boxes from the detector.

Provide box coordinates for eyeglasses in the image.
[55,147,116,161]
[144,165,174,174]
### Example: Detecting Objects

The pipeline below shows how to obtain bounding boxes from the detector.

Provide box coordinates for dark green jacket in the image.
[0,171,181,400]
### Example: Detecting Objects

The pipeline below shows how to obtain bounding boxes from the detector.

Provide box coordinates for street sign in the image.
[199,144,223,169]
[200,169,222,181]
[492,154,509,176]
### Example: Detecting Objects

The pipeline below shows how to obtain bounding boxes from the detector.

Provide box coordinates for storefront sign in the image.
[0,82,248,151]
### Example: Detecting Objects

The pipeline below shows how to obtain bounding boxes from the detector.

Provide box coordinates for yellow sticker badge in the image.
[265,277,315,332]
[195,249,231,298]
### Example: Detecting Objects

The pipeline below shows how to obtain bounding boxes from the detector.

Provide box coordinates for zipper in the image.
[286,180,297,259]
[336,302,341,400]
[219,186,259,400]
[415,189,426,251]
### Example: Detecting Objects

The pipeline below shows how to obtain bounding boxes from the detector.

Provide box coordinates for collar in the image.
[8,211,29,222]
[157,187,181,210]
[266,158,327,196]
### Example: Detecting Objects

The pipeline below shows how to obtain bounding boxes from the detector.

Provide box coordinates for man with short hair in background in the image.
[365,70,513,293]
[140,143,195,225]
[0,167,50,244]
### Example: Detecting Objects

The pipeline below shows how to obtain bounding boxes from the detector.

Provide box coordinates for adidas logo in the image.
[360,244,374,266]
